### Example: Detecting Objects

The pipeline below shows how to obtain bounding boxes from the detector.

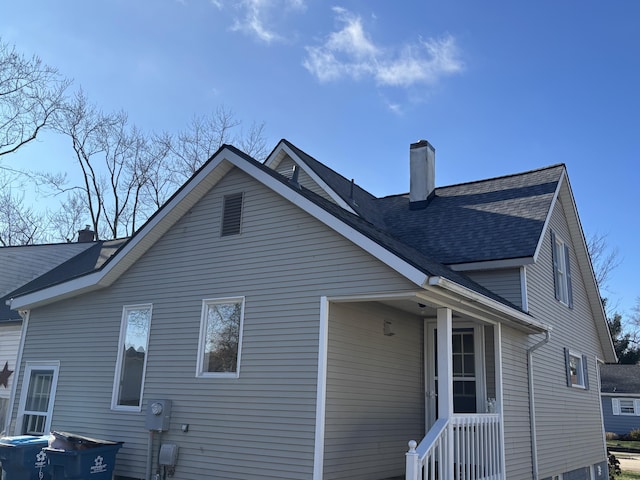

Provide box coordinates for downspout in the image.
[5,309,30,435]
[527,330,550,480]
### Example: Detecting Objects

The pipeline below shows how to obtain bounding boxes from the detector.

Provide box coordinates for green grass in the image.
[609,440,640,451]
[619,472,640,480]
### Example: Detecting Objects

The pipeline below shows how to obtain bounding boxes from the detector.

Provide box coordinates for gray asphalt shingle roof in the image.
[6,141,564,317]
[600,364,640,394]
[2,239,126,320]
[376,165,564,265]
[281,139,563,266]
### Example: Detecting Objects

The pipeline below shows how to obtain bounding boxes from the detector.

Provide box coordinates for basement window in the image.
[221,193,244,236]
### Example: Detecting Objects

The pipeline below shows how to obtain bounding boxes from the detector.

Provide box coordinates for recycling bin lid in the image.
[50,431,121,448]
[0,435,51,447]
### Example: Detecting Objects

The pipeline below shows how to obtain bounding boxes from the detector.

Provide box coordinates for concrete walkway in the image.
[612,450,640,473]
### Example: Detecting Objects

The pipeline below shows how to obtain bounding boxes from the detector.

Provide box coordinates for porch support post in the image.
[437,308,454,480]
[436,307,453,418]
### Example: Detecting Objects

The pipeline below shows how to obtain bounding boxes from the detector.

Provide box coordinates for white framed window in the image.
[16,361,60,435]
[112,304,152,411]
[551,231,573,308]
[197,297,245,378]
[612,398,640,416]
[564,348,589,389]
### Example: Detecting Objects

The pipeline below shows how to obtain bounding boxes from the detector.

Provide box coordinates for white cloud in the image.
[303,7,463,88]
[224,0,306,43]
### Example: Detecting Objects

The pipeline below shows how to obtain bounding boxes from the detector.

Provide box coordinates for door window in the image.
[17,362,59,435]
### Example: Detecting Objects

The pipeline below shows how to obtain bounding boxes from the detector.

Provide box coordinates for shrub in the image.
[606,432,620,441]
[609,453,621,479]
[628,428,640,441]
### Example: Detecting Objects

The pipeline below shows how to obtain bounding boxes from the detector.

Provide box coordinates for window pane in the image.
[204,302,241,373]
[25,370,53,412]
[463,355,475,376]
[22,368,55,435]
[462,333,474,353]
[569,354,583,386]
[117,307,151,407]
[620,400,635,414]
[453,355,462,376]
[452,335,462,354]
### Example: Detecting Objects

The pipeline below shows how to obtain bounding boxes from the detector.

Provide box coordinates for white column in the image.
[436,307,454,480]
[436,307,453,418]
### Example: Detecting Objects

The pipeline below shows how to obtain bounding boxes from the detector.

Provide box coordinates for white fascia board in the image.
[427,276,550,333]
[10,148,428,311]
[9,271,103,310]
[10,152,235,310]
[601,393,640,398]
[449,257,533,271]
[532,169,565,262]
[270,143,358,215]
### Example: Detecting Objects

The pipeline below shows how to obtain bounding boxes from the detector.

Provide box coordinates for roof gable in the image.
[8,141,568,335]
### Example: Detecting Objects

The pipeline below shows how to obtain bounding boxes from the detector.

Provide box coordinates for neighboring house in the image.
[600,364,640,436]
[4,139,615,480]
[0,236,99,433]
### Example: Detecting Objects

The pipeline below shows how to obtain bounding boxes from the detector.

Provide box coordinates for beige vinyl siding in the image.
[500,324,533,479]
[526,195,607,477]
[274,156,336,203]
[0,323,21,426]
[14,167,418,480]
[324,302,423,480]
[466,269,522,309]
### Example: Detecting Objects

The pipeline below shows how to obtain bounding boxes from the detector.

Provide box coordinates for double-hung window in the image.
[612,398,640,416]
[17,362,60,435]
[197,297,245,378]
[551,230,573,308]
[112,304,152,410]
[565,348,589,389]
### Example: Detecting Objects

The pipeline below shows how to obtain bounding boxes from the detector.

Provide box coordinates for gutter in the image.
[427,276,549,333]
[527,331,551,480]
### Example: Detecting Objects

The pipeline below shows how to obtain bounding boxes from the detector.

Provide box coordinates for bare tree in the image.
[0,38,70,157]
[166,106,269,184]
[43,90,161,239]
[0,171,48,245]
[586,231,621,294]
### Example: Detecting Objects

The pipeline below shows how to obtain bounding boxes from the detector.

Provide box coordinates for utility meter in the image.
[145,399,172,431]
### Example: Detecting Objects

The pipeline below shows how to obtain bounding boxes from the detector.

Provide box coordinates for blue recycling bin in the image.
[0,435,52,480]
[44,432,123,480]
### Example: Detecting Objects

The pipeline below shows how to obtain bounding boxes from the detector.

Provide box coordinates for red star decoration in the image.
[0,362,13,388]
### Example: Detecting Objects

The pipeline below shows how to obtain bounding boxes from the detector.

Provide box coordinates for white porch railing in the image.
[406,414,503,480]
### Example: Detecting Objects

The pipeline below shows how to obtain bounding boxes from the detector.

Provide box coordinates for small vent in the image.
[221,193,244,237]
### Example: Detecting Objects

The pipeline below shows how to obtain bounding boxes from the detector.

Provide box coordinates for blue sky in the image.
[2,1,639,317]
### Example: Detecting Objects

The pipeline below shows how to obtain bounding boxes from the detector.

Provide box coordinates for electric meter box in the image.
[145,399,172,431]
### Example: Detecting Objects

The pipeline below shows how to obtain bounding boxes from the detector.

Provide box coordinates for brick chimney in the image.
[77,225,96,242]
[409,140,436,210]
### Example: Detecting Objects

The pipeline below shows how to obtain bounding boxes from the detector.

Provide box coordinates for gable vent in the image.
[221,192,244,236]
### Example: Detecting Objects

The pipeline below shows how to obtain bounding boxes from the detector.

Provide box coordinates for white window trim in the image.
[567,349,586,389]
[196,297,245,379]
[111,304,153,412]
[15,361,60,435]
[553,236,569,305]
[612,398,640,416]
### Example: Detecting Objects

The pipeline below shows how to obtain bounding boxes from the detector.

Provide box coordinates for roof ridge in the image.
[378,163,566,200]
[280,139,372,195]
